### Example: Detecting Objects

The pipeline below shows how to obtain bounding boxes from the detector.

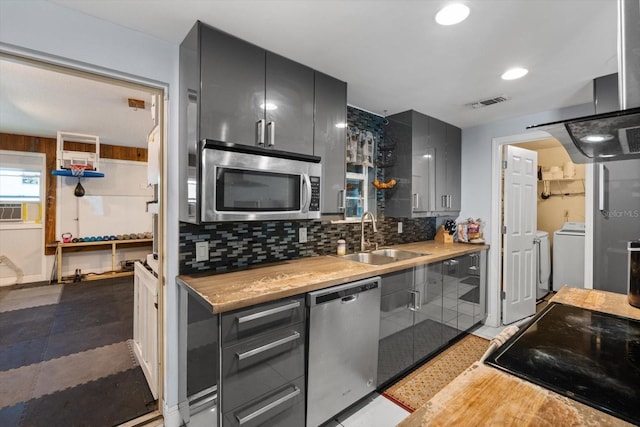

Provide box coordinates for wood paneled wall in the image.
[0,132,148,255]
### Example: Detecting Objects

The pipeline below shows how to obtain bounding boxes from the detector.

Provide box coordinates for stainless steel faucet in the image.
[360,211,378,252]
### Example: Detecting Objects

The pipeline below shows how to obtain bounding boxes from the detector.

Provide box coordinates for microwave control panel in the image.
[310,176,321,212]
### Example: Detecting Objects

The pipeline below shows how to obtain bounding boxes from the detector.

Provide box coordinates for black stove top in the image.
[485,303,640,425]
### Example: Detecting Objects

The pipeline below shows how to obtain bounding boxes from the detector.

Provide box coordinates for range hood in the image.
[528,0,640,163]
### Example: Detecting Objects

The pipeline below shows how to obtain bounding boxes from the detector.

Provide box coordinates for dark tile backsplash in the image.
[179,106,437,275]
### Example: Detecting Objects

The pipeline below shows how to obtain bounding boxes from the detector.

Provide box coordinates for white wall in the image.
[0,2,182,423]
[460,103,594,327]
[56,159,154,278]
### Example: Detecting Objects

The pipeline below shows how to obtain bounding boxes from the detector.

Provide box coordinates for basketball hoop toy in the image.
[51,132,104,196]
[70,164,88,197]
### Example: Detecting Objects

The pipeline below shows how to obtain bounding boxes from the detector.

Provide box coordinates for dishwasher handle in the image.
[307,276,380,307]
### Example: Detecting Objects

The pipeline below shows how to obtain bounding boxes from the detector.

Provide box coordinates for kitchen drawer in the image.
[223,377,305,427]
[221,323,305,413]
[221,296,305,345]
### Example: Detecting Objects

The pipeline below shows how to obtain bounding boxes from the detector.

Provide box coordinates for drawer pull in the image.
[236,386,301,425]
[236,331,300,361]
[237,301,301,324]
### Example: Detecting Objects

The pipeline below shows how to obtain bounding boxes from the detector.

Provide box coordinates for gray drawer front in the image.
[222,323,305,413]
[221,296,305,345]
[223,377,305,427]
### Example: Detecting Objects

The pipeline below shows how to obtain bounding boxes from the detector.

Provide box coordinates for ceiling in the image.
[0,57,157,148]
[1,1,619,147]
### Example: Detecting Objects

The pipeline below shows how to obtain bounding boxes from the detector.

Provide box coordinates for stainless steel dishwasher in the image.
[306,277,381,427]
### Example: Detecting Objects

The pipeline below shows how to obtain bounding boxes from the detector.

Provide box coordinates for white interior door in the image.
[502,145,537,324]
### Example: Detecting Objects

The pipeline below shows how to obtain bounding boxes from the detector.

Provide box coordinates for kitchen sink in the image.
[370,248,429,260]
[340,249,429,265]
[341,252,397,265]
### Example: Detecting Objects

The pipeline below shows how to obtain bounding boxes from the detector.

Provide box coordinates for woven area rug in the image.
[382,334,489,412]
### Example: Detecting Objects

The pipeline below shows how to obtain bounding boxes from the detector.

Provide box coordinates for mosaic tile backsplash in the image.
[179,106,437,275]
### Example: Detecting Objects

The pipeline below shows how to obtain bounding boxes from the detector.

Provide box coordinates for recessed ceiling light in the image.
[435,4,470,26]
[501,67,529,80]
[260,102,278,110]
[580,134,614,143]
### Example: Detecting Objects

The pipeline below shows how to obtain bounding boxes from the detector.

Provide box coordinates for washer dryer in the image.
[552,222,585,291]
[535,230,550,300]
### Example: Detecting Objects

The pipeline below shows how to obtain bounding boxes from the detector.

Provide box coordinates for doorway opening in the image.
[488,131,591,328]
[0,52,165,426]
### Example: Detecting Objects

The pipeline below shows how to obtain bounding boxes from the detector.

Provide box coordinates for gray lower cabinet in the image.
[378,265,445,387]
[220,295,306,427]
[377,250,486,387]
[314,71,347,214]
[186,293,218,401]
[442,250,487,334]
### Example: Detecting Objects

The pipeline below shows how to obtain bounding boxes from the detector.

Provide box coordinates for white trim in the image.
[162,402,189,427]
[0,42,167,92]
[0,223,43,230]
[0,273,43,287]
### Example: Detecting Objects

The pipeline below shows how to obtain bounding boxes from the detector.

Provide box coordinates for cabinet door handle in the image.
[257,119,266,145]
[236,331,300,361]
[267,121,275,147]
[237,301,301,324]
[598,163,606,213]
[447,195,452,208]
[236,386,301,425]
[412,193,419,211]
[408,290,418,311]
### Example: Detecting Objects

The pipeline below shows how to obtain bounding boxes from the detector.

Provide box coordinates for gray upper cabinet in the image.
[384,109,461,218]
[314,72,347,214]
[199,23,264,148]
[429,117,461,215]
[265,52,314,155]
[384,110,435,218]
[191,21,314,155]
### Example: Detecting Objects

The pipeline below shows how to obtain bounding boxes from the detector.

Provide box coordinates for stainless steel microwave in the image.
[193,140,321,222]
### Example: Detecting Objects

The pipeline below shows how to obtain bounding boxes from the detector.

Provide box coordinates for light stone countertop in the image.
[177,240,488,314]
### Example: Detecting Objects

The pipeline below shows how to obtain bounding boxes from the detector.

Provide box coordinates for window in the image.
[345,127,375,220]
[0,168,42,223]
[0,168,41,202]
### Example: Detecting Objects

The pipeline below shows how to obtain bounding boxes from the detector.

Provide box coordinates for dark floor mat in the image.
[0,338,48,371]
[459,287,480,304]
[43,320,131,361]
[0,312,55,346]
[0,277,154,425]
[19,367,155,427]
[0,402,25,426]
[460,276,480,286]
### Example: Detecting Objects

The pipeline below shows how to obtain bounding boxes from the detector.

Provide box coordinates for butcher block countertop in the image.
[399,286,640,427]
[177,241,487,314]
